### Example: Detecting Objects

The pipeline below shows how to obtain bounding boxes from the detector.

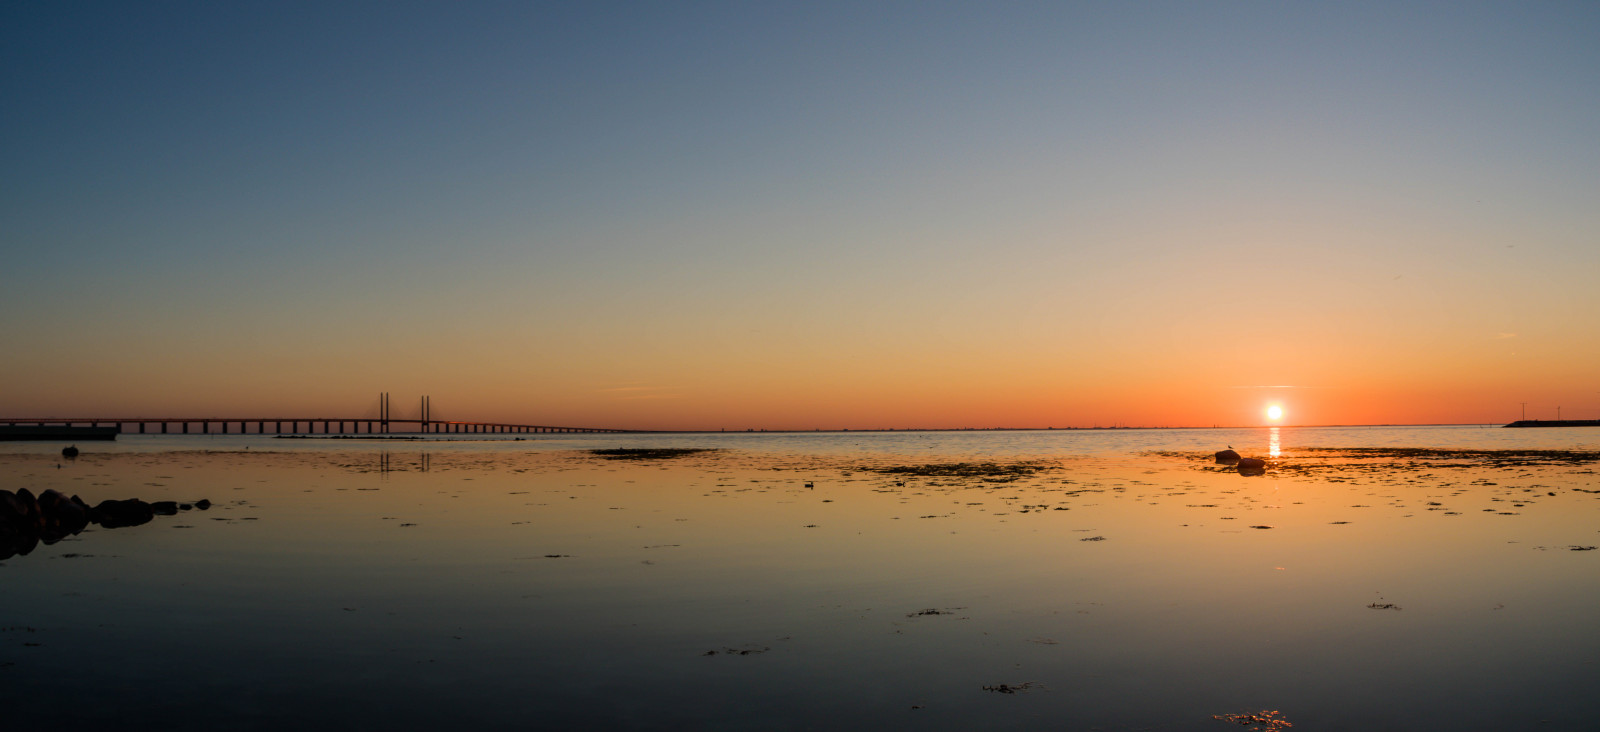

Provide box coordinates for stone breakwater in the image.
[0,488,210,560]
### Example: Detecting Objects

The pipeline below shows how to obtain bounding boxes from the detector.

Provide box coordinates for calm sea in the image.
[16,422,1596,457]
[3,425,1598,730]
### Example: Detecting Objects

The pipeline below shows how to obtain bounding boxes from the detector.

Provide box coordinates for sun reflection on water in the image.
[1269,427,1281,458]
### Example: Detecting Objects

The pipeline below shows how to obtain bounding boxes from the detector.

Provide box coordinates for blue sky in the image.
[3,2,1597,428]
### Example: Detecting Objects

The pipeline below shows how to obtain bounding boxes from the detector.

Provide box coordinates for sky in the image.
[3,1,1597,431]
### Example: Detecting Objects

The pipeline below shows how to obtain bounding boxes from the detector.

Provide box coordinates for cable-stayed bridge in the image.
[0,393,641,435]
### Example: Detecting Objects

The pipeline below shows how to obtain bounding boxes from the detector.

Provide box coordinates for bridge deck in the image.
[0,418,636,435]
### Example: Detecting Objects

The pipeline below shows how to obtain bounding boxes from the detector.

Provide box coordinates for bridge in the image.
[0,394,642,436]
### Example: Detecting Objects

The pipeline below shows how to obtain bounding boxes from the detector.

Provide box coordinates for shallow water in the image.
[3,427,1599,730]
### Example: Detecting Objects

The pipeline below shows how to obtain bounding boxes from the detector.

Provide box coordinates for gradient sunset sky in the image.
[4,2,1597,430]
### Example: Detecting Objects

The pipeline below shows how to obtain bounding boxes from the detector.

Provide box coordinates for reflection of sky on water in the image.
[3,438,1599,730]
[1269,426,1281,458]
[4,423,1598,459]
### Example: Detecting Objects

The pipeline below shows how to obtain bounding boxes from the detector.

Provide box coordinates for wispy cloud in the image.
[1228,385,1319,389]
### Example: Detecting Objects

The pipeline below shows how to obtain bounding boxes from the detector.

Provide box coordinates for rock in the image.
[1236,457,1266,476]
[10,489,42,528]
[4,491,190,561]
[37,489,70,512]
[195,499,212,510]
[0,489,29,525]
[91,499,155,529]
[61,445,79,459]
[37,489,90,537]
[1214,449,1241,464]
[0,527,38,560]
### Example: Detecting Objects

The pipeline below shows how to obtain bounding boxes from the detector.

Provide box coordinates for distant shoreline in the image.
[1503,419,1600,428]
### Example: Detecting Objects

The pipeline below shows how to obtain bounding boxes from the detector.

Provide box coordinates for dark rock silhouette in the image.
[61,445,79,459]
[91,498,156,528]
[1214,449,1241,464]
[1236,457,1266,476]
[1,488,210,560]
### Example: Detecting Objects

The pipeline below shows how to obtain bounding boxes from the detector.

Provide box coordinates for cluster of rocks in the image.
[0,488,209,560]
[1214,449,1268,476]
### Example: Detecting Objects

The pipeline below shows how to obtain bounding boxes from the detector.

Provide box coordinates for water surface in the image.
[3,426,1598,730]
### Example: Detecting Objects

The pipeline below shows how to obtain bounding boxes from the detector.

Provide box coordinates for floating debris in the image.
[1211,709,1292,730]
[864,462,1054,480]
[981,682,1039,694]
[589,448,718,460]
[1302,447,1600,466]
[703,645,770,656]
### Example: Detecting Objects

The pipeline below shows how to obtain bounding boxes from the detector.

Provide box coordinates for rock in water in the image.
[1214,449,1241,464]
[62,445,78,459]
[91,499,155,529]
[1236,457,1266,475]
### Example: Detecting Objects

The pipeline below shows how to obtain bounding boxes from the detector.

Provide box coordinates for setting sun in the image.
[1266,404,1285,421]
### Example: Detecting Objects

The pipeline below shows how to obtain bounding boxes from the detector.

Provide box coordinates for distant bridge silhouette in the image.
[0,393,642,435]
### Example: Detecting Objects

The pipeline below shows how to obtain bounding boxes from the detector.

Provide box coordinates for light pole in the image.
[1520,402,1527,421]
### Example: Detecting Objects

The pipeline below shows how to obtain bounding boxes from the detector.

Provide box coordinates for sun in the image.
[1266,404,1285,422]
